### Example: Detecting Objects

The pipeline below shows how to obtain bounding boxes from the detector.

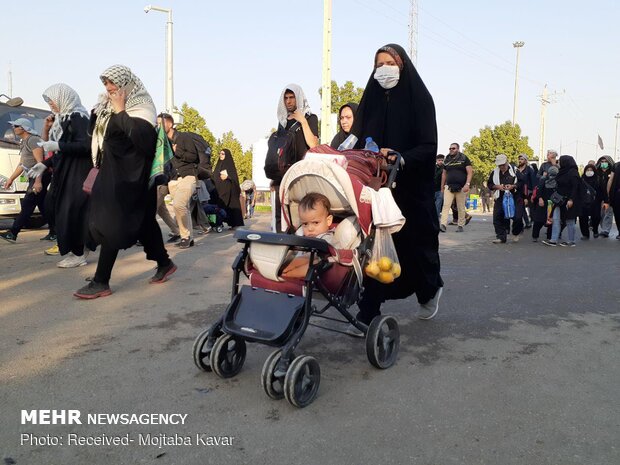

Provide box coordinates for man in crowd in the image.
[155,113,181,244]
[440,142,473,232]
[488,154,519,244]
[159,113,200,249]
[516,153,536,229]
[434,154,444,217]
[269,84,319,231]
[538,149,558,179]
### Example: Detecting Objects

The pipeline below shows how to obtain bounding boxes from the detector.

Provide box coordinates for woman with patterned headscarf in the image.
[74,65,176,299]
[28,83,93,267]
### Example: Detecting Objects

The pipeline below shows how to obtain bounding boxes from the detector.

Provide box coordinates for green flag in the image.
[149,125,173,188]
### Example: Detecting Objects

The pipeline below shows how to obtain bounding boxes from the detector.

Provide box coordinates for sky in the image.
[2,0,619,167]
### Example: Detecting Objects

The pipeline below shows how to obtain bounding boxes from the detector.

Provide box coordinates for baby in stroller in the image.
[192,153,401,408]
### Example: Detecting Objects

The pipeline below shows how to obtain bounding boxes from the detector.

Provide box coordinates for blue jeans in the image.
[600,205,614,234]
[434,191,443,217]
[551,207,575,242]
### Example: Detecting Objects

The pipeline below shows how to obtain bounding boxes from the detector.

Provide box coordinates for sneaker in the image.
[150,261,177,284]
[616,236,620,241]
[600,231,609,238]
[418,287,443,320]
[439,224,447,233]
[593,233,599,238]
[176,238,194,249]
[44,244,60,255]
[456,226,464,232]
[465,214,472,225]
[0,230,17,243]
[40,232,57,241]
[512,234,520,243]
[74,280,112,299]
[57,253,87,268]
[166,234,181,243]
[560,241,576,247]
[344,323,364,338]
[542,240,557,247]
[492,238,506,244]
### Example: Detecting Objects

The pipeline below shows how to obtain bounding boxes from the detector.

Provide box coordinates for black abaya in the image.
[51,113,93,256]
[351,44,443,322]
[213,149,244,228]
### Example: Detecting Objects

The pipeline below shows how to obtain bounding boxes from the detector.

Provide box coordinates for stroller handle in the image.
[385,151,402,187]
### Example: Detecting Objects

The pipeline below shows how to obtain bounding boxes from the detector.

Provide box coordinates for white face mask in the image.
[374,65,400,89]
[585,171,594,177]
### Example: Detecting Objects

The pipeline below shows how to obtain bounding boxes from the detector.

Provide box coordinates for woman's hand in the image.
[379,148,397,163]
[33,178,43,194]
[43,115,55,132]
[539,198,544,207]
[220,172,228,181]
[567,199,573,209]
[109,87,127,113]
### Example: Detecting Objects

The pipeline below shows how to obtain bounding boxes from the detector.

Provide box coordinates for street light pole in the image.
[145,5,174,113]
[615,113,620,159]
[320,0,333,144]
[512,41,524,126]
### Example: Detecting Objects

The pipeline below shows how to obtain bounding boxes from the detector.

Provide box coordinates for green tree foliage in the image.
[175,103,216,149]
[463,121,535,186]
[213,131,253,182]
[318,80,365,112]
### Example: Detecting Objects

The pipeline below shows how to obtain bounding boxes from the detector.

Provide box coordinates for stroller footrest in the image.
[223,285,306,346]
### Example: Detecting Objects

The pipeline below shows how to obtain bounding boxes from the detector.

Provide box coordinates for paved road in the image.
[1,213,619,465]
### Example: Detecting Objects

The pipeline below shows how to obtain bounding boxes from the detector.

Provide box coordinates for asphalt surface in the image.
[1,211,619,465]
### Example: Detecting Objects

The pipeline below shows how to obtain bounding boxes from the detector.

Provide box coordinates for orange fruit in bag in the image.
[365,261,380,277]
[378,256,393,271]
[391,263,401,278]
[377,271,395,284]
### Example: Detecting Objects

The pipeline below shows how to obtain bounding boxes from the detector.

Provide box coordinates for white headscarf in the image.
[276,83,312,128]
[91,65,156,165]
[42,83,89,142]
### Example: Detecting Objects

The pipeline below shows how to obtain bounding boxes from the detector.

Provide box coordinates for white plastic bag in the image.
[364,227,401,284]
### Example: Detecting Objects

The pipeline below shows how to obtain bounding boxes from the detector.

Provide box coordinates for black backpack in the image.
[264,122,300,183]
[581,179,596,207]
[188,132,213,181]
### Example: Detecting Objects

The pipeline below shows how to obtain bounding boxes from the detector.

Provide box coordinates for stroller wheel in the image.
[216,226,223,233]
[366,315,399,369]
[192,328,215,372]
[261,350,287,400]
[284,355,321,408]
[209,334,246,378]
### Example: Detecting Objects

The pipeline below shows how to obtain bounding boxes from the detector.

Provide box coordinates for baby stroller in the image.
[192,148,402,408]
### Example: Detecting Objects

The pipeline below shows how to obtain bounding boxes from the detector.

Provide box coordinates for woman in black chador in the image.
[33,84,93,268]
[74,65,176,299]
[329,102,358,149]
[213,148,244,229]
[350,44,443,330]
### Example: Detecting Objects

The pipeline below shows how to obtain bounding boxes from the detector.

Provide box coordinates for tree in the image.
[213,131,253,182]
[175,103,216,149]
[318,80,365,112]
[463,121,535,187]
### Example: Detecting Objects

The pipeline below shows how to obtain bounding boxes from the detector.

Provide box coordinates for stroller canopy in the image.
[279,159,372,235]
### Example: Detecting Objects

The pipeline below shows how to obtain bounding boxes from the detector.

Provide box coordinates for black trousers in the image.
[578,204,601,238]
[532,221,552,240]
[44,179,57,236]
[11,173,51,236]
[94,190,170,285]
[493,197,524,240]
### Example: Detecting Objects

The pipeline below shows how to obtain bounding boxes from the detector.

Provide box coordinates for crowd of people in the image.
[432,148,619,245]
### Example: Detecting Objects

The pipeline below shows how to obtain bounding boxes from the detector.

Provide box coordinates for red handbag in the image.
[82,167,99,195]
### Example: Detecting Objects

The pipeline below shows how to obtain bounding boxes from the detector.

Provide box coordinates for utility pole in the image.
[8,62,13,97]
[538,84,564,164]
[512,41,524,126]
[615,113,620,158]
[408,0,419,65]
[145,5,174,114]
[320,0,333,143]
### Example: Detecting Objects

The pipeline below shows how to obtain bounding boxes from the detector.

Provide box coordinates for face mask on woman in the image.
[585,170,595,177]
[374,65,400,89]
[600,162,609,169]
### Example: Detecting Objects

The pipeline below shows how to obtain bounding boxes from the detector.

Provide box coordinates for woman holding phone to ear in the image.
[74,65,176,299]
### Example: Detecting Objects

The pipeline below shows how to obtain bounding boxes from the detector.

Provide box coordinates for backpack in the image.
[264,122,300,182]
[188,133,213,181]
[581,179,596,207]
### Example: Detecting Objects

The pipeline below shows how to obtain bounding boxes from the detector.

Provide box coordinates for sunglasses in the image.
[449,147,457,150]
[13,126,23,130]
